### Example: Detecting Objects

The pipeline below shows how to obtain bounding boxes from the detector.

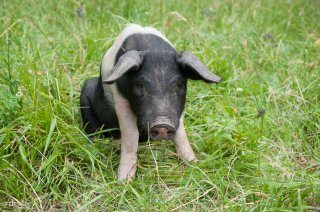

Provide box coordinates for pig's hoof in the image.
[188,157,198,163]
[117,163,137,180]
[176,153,197,163]
[186,155,198,163]
[176,150,197,162]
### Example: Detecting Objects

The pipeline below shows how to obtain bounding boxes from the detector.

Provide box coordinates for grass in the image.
[0,0,319,210]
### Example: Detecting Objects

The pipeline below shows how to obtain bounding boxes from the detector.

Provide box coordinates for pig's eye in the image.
[133,81,146,96]
[175,81,185,90]
[135,81,144,89]
[176,82,184,90]
[172,80,186,96]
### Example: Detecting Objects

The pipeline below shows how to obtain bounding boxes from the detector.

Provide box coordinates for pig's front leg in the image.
[113,89,139,180]
[173,117,197,161]
[118,130,139,179]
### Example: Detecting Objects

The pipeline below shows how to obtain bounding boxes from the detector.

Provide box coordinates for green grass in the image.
[1,0,319,210]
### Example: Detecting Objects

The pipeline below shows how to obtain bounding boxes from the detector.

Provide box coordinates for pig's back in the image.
[101,24,174,80]
[115,33,176,63]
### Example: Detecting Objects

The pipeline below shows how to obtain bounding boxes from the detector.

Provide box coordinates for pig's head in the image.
[103,50,221,141]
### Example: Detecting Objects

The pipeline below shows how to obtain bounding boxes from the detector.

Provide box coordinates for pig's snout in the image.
[149,124,176,140]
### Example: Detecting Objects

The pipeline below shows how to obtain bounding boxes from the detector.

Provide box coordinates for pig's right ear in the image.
[103,50,144,84]
[177,51,222,83]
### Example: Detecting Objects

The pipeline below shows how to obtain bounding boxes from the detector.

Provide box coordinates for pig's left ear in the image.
[103,50,144,84]
[177,51,222,83]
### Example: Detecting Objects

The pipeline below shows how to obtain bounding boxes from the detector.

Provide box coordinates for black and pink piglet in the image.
[80,24,222,179]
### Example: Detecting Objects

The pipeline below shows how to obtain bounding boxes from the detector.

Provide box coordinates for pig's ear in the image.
[177,51,222,83]
[103,50,144,84]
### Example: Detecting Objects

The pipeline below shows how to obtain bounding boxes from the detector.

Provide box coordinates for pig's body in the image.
[80,24,222,179]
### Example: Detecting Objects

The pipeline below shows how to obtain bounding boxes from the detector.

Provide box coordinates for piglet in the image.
[80,24,222,179]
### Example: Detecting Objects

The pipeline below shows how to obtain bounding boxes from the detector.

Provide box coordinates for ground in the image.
[0,0,319,210]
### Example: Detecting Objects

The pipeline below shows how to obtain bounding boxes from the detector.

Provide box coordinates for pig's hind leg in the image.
[80,78,103,135]
[80,95,103,136]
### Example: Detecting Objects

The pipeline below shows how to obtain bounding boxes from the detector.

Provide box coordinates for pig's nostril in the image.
[167,130,175,136]
[150,130,159,138]
[149,124,176,140]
